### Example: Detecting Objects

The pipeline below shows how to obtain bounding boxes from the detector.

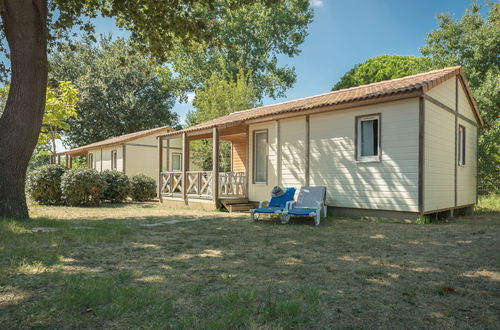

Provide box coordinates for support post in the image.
[166,138,170,172]
[245,125,250,197]
[305,115,310,186]
[276,120,281,187]
[69,155,72,168]
[65,154,69,168]
[158,137,163,202]
[212,127,219,205]
[182,132,188,201]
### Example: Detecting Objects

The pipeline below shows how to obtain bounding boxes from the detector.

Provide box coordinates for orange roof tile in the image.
[65,125,175,155]
[160,66,481,138]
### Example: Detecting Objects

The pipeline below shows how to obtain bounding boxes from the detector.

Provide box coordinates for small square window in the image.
[458,125,466,166]
[172,153,182,171]
[356,115,380,162]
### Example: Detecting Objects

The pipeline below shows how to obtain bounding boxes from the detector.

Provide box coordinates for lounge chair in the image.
[282,186,327,226]
[250,187,296,221]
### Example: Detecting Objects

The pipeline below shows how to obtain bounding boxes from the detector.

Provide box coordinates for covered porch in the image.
[157,125,250,209]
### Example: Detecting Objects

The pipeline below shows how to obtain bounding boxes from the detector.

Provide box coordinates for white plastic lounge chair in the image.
[282,186,327,226]
[250,187,296,221]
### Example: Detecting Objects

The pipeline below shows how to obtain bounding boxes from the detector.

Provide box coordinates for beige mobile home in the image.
[156,67,482,219]
[56,125,191,186]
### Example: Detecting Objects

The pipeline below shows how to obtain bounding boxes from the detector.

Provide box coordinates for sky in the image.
[55,0,481,151]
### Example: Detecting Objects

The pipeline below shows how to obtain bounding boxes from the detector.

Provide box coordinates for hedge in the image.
[61,168,106,206]
[26,165,67,205]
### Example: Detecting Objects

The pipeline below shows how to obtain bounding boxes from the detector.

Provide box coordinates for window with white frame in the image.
[172,153,182,171]
[253,130,268,184]
[111,150,118,170]
[356,114,380,162]
[458,125,466,165]
[88,153,94,169]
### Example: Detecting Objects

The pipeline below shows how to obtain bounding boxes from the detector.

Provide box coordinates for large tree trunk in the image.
[0,0,48,219]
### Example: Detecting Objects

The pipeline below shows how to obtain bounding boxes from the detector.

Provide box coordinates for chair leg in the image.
[315,213,320,226]
[323,206,327,217]
[281,214,290,224]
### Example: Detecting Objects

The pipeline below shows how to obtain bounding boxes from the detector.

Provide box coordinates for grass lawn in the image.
[1,197,499,329]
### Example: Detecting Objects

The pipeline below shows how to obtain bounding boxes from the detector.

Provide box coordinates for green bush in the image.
[61,168,107,206]
[129,174,156,201]
[26,165,67,205]
[101,170,131,203]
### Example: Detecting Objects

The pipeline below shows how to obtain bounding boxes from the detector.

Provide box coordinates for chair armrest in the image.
[284,200,296,211]
[259,200,269,208]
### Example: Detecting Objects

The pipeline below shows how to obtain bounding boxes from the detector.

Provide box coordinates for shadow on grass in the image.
[1,208,499,328]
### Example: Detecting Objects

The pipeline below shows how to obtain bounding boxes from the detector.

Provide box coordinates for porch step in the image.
[225,203,254,213]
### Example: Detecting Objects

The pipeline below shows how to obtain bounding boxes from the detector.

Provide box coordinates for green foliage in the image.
[421,2,500,195]
[188,68,260,170]
[61,168,106,206]
[129,174,156,202]
[49,36,180,147]
[332,55,432,91]
[474,194,500,215]
[101,170,131,203]
[26,165,67,205]
[1,81,78,155]
[416,215,432,225]
[170,0,313,100]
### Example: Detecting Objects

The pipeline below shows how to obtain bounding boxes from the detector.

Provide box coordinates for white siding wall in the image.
[424,101,455,211]
[458,82,477,121]
[89,147,123,172]
[309,99,419,212]
[280,116,306,187]
[248,122,278,202]
[457,119,477,206]
[426,77,456,109]
[247,98,420,211]
[424,77,479,211]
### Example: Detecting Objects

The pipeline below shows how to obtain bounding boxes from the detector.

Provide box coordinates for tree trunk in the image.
[0,0,48,219]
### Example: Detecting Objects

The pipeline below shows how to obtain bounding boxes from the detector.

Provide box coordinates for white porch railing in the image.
[160,171,246,199]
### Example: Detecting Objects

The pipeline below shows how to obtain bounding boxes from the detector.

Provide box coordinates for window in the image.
[172,153,182,171]
[356,114,380,161]
[88,153,94,169]
[111,150,118,170]
[458,125,466,166]
[253,130,268,184]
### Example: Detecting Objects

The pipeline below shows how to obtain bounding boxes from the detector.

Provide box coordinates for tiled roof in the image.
[160,66,480,137]
[65,125,175,155]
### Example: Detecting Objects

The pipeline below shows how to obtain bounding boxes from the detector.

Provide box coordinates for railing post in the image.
[157,137,163,202]
[212,127,219,205]
[182,132,188,202]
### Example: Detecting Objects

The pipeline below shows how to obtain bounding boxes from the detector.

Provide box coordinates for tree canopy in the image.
[170,0,313,101]
[0,0,289,218]
[49,36,180,148]
[188,68,260,171]
[331,55,432,91]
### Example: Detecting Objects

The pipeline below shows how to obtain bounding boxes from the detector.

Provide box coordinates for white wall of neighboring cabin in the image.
[86,129,201,187]
[424,77,478,212]
[248,98,420,212]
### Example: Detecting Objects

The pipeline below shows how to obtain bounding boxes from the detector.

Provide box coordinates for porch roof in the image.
[158,66,482,139]
[62,125,175,156]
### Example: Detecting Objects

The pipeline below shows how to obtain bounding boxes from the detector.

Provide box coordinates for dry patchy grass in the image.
[0,199,499,329]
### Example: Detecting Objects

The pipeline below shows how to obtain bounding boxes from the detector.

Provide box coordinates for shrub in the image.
[129,174,156,201]
[26,165,67,205]
[61,168,106,206]
[101,170,131,203]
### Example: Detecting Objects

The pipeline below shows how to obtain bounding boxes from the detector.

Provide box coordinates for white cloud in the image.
[310,0,324,7]
[186,92,195,103]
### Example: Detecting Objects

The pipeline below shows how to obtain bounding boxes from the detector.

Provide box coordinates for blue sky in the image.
[90,0,479,125]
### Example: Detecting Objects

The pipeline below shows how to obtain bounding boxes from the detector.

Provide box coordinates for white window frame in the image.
[458,125,466,166]
[356,114,381,162]
[88,153,94,169]
[253,130,268,184]
[171,152,182,172]
[111,150,118,170]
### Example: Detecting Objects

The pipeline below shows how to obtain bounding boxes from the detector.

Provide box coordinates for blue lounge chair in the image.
[282,186,327,226]
[250,187,296,221]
